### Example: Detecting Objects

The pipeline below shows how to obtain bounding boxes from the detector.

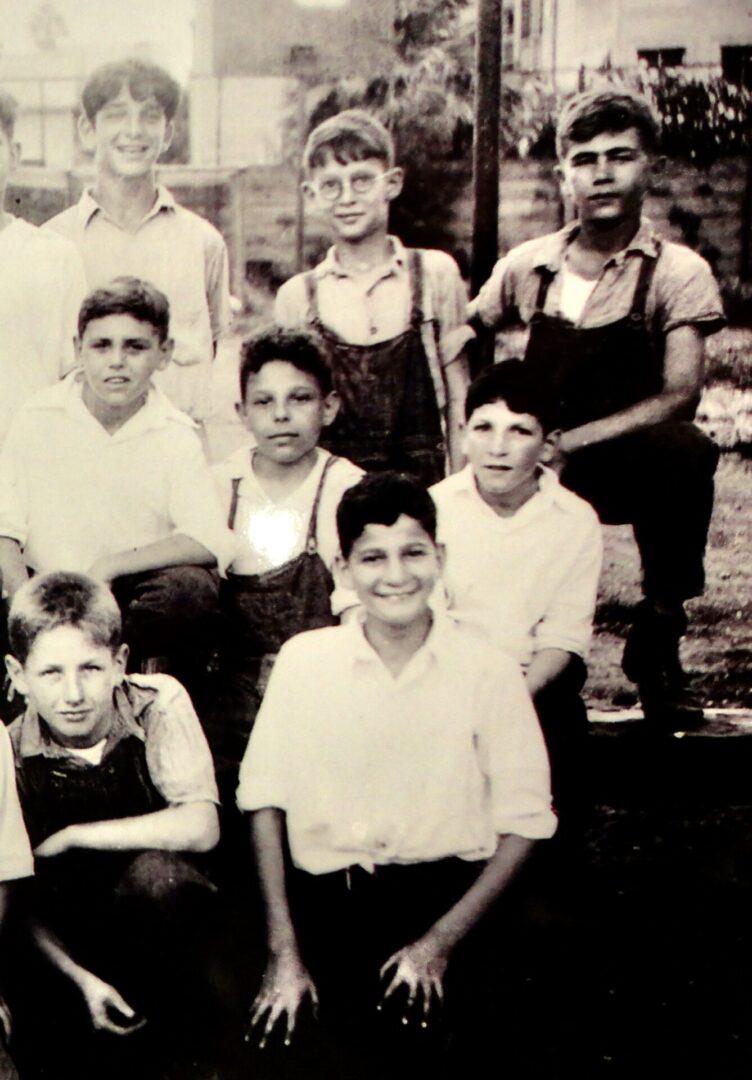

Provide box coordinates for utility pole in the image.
[471,0,502,372]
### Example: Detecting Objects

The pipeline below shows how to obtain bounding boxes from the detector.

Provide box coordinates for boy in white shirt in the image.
[210,328,362,784]
[237,471,555,1079]
[0,277,233,701]
[431,360,602,826]
[0,90,86,443]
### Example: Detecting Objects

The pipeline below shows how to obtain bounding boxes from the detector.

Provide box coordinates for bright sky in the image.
[0,0,196,80]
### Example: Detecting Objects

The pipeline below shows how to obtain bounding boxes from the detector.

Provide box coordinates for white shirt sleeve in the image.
[141,675,219,806]
[475,655,557,840]
[167,431,238,574]
[533,513,603,658]
[0,725,34,880]
[0,416,30,545]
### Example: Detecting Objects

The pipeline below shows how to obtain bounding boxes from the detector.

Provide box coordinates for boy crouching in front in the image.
[5,572,222,1080]
[236,472,556,1080]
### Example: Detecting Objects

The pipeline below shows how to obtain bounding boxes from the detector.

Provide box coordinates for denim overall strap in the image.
[304,453,339,555]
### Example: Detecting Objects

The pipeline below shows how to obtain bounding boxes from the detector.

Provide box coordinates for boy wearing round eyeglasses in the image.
[274,109,471,485]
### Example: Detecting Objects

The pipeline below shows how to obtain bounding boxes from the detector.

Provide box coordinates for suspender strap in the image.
[629,255,658,319]
[227,477,242,530]
[534,268,555,312]
[408,249,425,326]
[305,455,339,554]
[303,271,319,322]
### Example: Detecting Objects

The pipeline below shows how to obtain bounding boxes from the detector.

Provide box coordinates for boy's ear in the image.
[434,541,446,575]
[539,428,561,465]
[335,552,353,591]
[114,644,128,684]
[321,390,340,429]
[384,167,404,202]
[301,179,317,206]
[74,336,82,364]
[156,337,174,370]
[4,655,27,697]
[649,154,667,179]
[77,112,96,155]
[160,120,175,158]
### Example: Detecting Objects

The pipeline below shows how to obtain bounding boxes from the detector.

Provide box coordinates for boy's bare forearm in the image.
[88,534,215,583]
[526,648,575,699]
[251,808,301,957]
[38,803,219,857]
[421,834,535,954]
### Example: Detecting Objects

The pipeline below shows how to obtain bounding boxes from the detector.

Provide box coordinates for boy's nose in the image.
[593,155,614,181]
[383,555,409,584]
[62,672,85,704]
[273,400,291,421]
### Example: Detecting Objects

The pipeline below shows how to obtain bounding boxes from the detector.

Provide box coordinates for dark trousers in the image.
[9,851,222,1080]
[243,858,531,1080]
[111,565,220,706]
[561,422,719,603]
[534,657,590,839]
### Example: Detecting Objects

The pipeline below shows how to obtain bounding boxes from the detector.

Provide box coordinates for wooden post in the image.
[741,146,752,283]
[471,0,502,373]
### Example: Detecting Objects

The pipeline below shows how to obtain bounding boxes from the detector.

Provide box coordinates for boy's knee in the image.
[636,421,719,478]
[115,851,216,906]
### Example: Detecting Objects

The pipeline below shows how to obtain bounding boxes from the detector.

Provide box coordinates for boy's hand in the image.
[33,826,78,858]
[87,554,119,584]
[379,935,449,1026]
[247,951,318,1049]
[77,971,145,1036]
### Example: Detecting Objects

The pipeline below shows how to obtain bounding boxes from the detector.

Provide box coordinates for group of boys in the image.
[0,51,725,1080]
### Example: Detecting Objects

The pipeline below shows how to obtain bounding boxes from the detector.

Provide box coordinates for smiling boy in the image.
[275,109,471,483]
[0,277,233,688]
[45,59,230,423]
[237,472,555,1079]
[470,89,726,728]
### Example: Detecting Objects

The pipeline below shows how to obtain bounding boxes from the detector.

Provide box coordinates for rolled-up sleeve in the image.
[0,725,34,881]
[205,229,232,342]
[236,644,295,812]
[655,245,726,336]
[534,512,603,658]
[0,419,30,546]
[142,675,219,805]
[476,656,557,840]
[167,431,237,574]
[469,253,515,327]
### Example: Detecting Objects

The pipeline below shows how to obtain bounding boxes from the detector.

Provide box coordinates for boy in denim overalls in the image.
[210,328,362,791]
[470,90,726,729]
[275,109,471,485]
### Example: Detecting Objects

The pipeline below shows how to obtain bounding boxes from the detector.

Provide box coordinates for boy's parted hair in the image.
[556,89,661,158]
[0,91,17,141]
[9,572,122,666]
[78,276,171,343]
[81,58,181,123]
[304,108,395,174]
[239,327,333,400]
[465,359,560,433]
[337,472,437,559]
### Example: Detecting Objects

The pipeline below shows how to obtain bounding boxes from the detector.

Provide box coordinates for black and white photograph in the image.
[0,1,748,1077]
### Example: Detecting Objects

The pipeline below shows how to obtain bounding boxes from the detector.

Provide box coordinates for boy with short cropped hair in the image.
[0,277,233,689]
[275,108,472,484]
[470,88,726,728]
[0,90,86,444]
[45,58,231,423]
[4,571,221,1077]
[431,359,602,823]
[237,471,555,1079]
[210,327,362,781]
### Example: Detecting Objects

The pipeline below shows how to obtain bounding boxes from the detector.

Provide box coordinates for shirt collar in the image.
[533,216,661,272]
[314,235,408,281]
[79,184,176,229]
[46,369,197,437]
[347,606,457,672]
[16,682,152,760]
[455,462,575,516]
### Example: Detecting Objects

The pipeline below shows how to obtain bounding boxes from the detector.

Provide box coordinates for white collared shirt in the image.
[237,614,556,874]
[0,371,235,574]
[45,186,231,420]
[430,466,603,668]
[0,725,33,882]
[0,216,86,444]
